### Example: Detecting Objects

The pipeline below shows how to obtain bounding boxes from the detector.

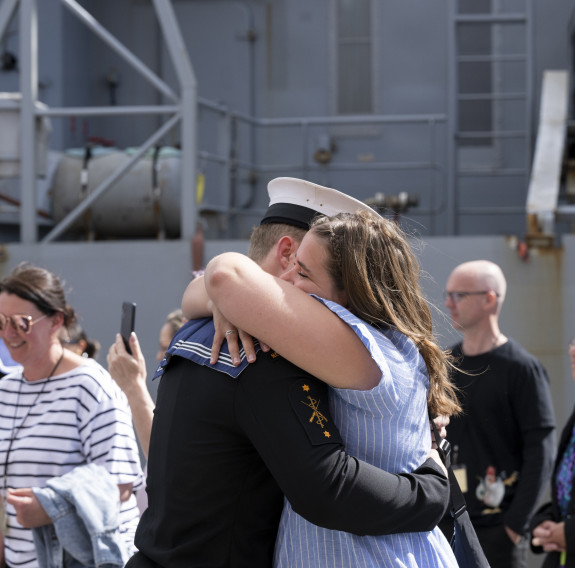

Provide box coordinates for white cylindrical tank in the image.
[51,147,182,238]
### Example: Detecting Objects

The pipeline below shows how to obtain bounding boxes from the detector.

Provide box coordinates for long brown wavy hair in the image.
[310,211,461,417]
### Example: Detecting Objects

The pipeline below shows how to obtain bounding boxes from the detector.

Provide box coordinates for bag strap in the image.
[430,419,467,520]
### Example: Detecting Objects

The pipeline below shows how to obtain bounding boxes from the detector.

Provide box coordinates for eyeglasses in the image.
[0,313,48,334]
[443,291,498,303]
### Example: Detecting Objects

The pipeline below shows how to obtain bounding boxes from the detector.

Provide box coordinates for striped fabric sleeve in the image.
[74,368,144,486]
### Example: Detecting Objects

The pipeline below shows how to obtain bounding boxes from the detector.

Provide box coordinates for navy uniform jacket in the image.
[129,351,449,568]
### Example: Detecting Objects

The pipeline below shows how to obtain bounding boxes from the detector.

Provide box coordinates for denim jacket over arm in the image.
[31,463,130,568]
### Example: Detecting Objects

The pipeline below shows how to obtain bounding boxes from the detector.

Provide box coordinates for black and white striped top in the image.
[0,359,144,568]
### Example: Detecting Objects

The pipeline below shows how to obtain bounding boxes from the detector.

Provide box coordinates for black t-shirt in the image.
[447,338,556,532]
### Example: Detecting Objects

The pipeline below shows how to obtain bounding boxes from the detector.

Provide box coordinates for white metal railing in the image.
[0,0,197,244]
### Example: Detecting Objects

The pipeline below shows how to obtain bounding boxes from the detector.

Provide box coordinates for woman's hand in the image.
[6,488,51,528]
[532,520,566,551]
[505,525,523,546]
[431,415,449,449]
[107,332,147,397]
[210,304,266,366]
[118,483,133,503]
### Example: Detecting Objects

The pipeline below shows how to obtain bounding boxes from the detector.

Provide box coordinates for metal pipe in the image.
[459,206,526,214]
[254,161,441,172]
[19,0,38,243]
[41,112,182,243]
[37,105,180,117]
[152,0,198,241]
[447,0,457,234]
[198,102,447,126]
[457,54,526,63]
[457,93,527,101]
[456,130,526,139]
[454,14,527,23]
[525,0,534,179]
[458,169,526,177]
[60,0,178,103]
[251,114,448,127]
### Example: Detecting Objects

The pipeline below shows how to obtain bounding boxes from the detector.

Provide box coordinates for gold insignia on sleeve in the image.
[301,395,328,428]
[323,431,331,438]
[302,384,310,392]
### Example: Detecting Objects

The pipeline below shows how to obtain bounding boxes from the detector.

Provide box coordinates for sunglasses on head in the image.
[0,313,48,334]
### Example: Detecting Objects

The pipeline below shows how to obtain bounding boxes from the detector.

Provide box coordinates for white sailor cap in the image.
[260,177,377,229]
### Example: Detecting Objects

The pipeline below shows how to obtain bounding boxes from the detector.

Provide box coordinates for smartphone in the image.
[120,301,136,354]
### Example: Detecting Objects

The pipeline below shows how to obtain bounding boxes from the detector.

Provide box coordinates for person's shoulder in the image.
[311,294,378,341]
[498,338,549,376]
[311,295,353,318]
[58,357,105,379]
[54,359,122,397]
[243,349,315,381]
[500,337,541,362]
[240,351,331,407]
[0,368,23,388]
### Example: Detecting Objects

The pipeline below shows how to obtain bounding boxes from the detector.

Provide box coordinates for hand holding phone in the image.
[120,302,136,355]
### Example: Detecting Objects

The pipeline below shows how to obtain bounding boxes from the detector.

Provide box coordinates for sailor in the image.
[126,178,450,568]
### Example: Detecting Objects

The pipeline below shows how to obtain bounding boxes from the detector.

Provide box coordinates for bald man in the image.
[442,260,556,568]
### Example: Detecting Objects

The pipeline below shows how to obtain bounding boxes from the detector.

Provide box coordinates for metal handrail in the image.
[196,103,449,220]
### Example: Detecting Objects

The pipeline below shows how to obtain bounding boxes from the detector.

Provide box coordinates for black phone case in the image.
[121,301,136,354]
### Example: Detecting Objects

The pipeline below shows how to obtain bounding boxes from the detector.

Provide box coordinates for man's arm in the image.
[505,362,556,534]
[236,352,449,535]
[504,426,556,534]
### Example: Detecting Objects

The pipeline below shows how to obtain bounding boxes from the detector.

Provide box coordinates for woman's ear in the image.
[51,311,65,332]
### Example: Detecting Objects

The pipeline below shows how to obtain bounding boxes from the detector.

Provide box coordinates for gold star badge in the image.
[323,431,331,438]
[302,384,310,392]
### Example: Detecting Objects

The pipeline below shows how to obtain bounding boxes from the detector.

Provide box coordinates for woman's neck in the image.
[23,344,66,382]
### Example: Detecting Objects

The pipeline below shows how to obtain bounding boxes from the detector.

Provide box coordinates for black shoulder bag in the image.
[431,421,491,568]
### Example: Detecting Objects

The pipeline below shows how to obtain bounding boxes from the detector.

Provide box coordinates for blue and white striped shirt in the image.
[0,359,143,568]
[274,297,457,567]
